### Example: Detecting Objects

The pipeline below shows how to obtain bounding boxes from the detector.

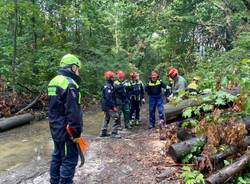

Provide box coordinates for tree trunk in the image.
[206,153,250,184]
[12,0,18,93]
[165,87,240,123]
[31,0,37,49]
[169,137,206,162]
[0,113,34,132]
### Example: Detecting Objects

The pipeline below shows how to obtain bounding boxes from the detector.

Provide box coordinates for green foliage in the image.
[180,166,205,184]
[214,90,236,106]
[234,173,250,184]
[181,140,204,163]
[0,0,249,101]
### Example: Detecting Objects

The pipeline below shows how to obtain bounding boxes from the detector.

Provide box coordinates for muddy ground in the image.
[0,107,182,184]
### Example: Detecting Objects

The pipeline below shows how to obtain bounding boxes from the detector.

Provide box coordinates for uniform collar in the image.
[58,68,81,85]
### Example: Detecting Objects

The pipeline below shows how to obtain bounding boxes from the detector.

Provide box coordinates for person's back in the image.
[172,75,187,94]
[48,54,83,184]
[167,67,187,95]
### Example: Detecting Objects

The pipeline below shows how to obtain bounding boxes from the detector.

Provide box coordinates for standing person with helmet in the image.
[100,71,121,138]
[167,67,187,95]
[114,70,132,130]
[145,71,166,130]
[48,54,83,184]
[128,71,145,126]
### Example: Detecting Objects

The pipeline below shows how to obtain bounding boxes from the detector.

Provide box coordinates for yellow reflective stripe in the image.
[72,79,79,89]
[48,75,69,90]
[48,86,56,96]
[65,143,67,156]
[78,92,81,104]
[114,80,121,85]
[148,80,161,86]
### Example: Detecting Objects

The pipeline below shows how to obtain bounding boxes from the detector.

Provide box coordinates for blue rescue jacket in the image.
[128,80,144,101]
[101,80,116,111]
[114,79,129,105]
[145,79,166,96]
[48,68,83,142]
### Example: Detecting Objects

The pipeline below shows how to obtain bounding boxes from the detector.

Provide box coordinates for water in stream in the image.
[0,111,103,172]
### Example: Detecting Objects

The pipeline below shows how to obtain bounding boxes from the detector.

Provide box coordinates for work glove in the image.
[113,106,118,112]
[142,98,145,104]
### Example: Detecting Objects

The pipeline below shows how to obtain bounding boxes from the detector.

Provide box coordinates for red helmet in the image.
[151,71,158,81]
[167,67,178,78]
[129,71,137,78]
[104,71,115,80]
[116,70,125,79]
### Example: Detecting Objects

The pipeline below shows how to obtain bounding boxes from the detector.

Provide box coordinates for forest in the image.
[0,0,249,184]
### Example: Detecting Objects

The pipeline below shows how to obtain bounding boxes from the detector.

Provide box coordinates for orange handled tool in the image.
[66,125,87,167]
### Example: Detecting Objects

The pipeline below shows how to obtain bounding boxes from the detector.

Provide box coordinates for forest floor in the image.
[0,106,182,184]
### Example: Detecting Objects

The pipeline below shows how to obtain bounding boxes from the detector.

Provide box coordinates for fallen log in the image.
[164,87,240,123]
[17,93,42,114]
[165,95,211,123]
[0,113,34,132]
[176,119,196,141]
[206,153,250,184]
[242,116,250,130]
[169,137,206,162]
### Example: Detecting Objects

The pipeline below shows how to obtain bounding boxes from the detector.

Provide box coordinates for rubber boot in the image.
[129,120,134,126]
[125,124,132,129]
[111,133,121,139]
[135,120,140,126]
[100,130,110,137]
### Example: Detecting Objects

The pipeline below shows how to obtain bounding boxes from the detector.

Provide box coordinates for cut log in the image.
[242,116,250,130]
[165,95,211,123]
[206,153,250,184]
[0,113,34,132]
[177,127,195,141]
[169,137,206,162]
[176,119,196,141]
[164,87,240,123]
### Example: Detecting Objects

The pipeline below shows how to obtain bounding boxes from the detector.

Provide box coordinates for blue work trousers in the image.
[50,137,78,184]
[149,95,164,128]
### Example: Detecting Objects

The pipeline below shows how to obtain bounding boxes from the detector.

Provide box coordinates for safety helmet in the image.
[60,54,81,69]
[151,71,158,81]
[193,76,201,81]
[129,71,137,78]
[167,67,178,78]
[104,71,115,80]
[116,70,125,79]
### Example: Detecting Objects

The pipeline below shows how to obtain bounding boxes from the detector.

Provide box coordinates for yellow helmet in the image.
[60,54,81,69]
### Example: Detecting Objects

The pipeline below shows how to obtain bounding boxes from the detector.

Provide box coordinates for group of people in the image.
[47,54,200,184]
[100,70,145,138]
[100,66,200,139]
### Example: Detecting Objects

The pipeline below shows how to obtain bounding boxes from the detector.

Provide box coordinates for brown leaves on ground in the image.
[224,121,247,146]
[199,114,247,156]
[0,93,47,118]
[194,155,213,174]
[164,124,178,152]
[0,93,18,117]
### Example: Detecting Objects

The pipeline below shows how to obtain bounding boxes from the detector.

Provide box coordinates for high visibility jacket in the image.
[172,75,187,94]
[128,80,144,101]
[145,79,166,96]
[187,81,198,90]
[101,80,116,111]
[114,79,129,105]
[48,68,83,141]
